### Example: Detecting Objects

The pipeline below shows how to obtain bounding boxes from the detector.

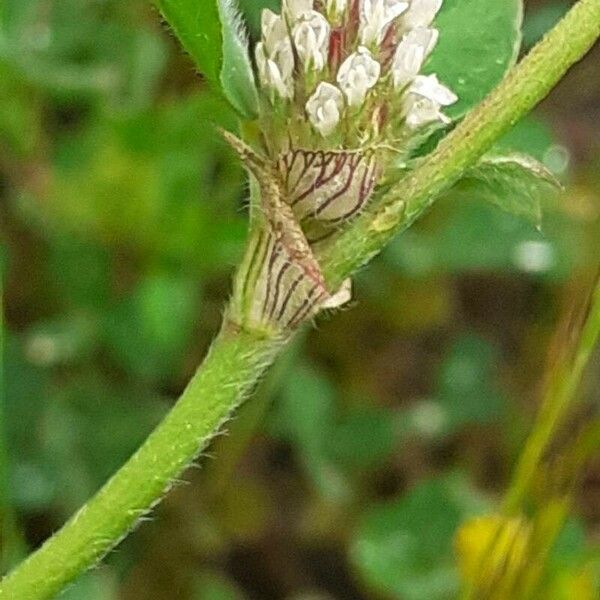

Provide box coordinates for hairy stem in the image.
[1,1,599,598]
[0,328,286,600]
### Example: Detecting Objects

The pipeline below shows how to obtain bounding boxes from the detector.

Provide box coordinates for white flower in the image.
[306,82,345,136]
[293,10,330,72]
[403,95,446,128]
[261,9,287,49]
[392,27,438,88]
[360,0,409,46]
[411,74,457,105]
[283,0,313,22]
[256,43,295,98]
[401,0,443,30]
[336,46,381,107]
[322,278,352,309]
[257,9,295,99]
[403,74,457,128]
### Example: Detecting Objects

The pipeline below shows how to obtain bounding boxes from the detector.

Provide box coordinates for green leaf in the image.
[522,1,569,49]
[462,153,562,227]
[154,0,222,84]
[154,0,258,119]
[217,0,259,119]
[494,116,570,177]
[104,273,201,382]
[426,0,523,118]
[271,365,335,453]
[270,366,350,501]
[435,334,505,431]
[351,478,472,600]
[2,0,167,107]
[238,0,279,37]
[325,407,396,472]
[494,116,556,163]
[385,194,582,280]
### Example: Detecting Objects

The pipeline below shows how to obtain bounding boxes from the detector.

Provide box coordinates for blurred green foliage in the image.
[0,0,599,598]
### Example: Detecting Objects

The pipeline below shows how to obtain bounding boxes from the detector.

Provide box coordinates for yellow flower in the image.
[454,514,530,592]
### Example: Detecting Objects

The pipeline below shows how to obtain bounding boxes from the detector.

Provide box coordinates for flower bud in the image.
[306,82,345,136]
[261,9,286,47]
[337,46,381,107]
[255,41,295,99]
[403,74,457,128]
[392,27,438,88]
[293,10,331,72]
[256,10,295,100]
[283,0,314,22]
[401,0,443,30]
[360,0,409,46]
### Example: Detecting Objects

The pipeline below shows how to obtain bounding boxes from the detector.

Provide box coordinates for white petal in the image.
[402,0,443,29]
[403,94,449,128]
[383,0,410,23]
[392,45,424,88]
[283,0,313,21]
[293,10,330,71]
[306,82,344,136]
[410,74,457,105]
[256,41,294,99]
[336,46,381,107]
[261,9,279,38]
[405,26,439,56]
[360,0,409,46]
[322,279,352,309]
[255,42,269,85]
[261,9,288,53]
[392,27,438,88]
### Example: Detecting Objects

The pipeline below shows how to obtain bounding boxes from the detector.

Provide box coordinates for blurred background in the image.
[0,0,599,598]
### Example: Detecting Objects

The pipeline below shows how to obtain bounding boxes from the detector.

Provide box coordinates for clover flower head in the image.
[306,82,345,136]
[242,0,458,330]
[255,0,455,138]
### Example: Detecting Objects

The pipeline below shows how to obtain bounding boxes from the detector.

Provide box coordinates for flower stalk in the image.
[1,1,599,599]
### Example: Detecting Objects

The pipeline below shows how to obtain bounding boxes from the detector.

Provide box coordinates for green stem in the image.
[461,276,600,600]
[1,1,599,598]
[0,327,286,600]
[503,276,600,514]
[203,332,305,496]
